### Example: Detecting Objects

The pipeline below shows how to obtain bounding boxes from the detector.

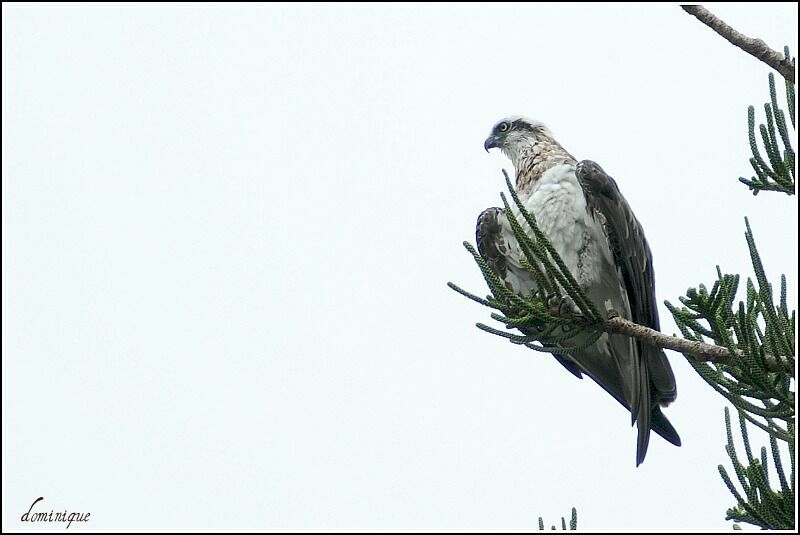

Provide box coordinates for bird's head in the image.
[483,116,555,164]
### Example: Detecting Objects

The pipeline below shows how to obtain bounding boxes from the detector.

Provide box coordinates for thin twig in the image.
[681,5,795,83]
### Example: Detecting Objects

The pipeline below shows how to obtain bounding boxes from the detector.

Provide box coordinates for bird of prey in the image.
[478,116,679,465]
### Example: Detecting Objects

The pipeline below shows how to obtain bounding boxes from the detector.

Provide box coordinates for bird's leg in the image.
[546,294,561,315]
[603,299,619,320]
[547,294,580,317]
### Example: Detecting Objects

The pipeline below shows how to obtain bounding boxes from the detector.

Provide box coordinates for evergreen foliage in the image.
[739,48,795,196]
[664,220,794,443]
[717,407,794,529]
[538,507,577,531]
[665,63,796,529]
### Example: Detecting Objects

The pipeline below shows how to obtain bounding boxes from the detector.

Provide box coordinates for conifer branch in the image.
[596,312,794,375]
[681,5,795,83]
[538,507,577,531]
[449,276,794,376]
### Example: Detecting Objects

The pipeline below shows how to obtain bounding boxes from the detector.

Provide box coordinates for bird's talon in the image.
[603,300,620,319]
[559,296,579,316]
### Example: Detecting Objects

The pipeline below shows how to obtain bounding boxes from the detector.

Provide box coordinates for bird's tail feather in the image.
[651,405,681,447]
[634,348,652,467]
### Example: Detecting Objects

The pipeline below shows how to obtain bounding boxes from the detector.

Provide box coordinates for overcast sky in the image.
[3,4,797,532]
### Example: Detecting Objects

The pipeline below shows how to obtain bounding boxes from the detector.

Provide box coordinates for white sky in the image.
[2,3,797,532]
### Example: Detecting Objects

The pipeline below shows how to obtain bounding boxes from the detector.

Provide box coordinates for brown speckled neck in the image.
[514,140,577,195]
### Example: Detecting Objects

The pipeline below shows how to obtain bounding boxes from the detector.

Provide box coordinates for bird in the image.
[478,116,680,466]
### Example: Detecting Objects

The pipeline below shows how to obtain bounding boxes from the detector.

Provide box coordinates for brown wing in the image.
[575,160,680,461]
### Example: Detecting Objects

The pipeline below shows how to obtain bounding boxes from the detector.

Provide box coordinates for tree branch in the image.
[588,311,795,375]
[681,5,795,83]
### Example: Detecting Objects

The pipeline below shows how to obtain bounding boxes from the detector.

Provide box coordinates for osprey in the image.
[478,116,679,465]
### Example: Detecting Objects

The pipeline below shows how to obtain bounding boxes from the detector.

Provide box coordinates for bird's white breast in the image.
[517,163,613,286]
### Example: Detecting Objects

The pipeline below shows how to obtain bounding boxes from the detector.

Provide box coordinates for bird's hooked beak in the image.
[484,135,499,153]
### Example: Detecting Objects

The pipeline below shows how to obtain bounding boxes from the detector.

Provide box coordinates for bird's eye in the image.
[498,122,510,133]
